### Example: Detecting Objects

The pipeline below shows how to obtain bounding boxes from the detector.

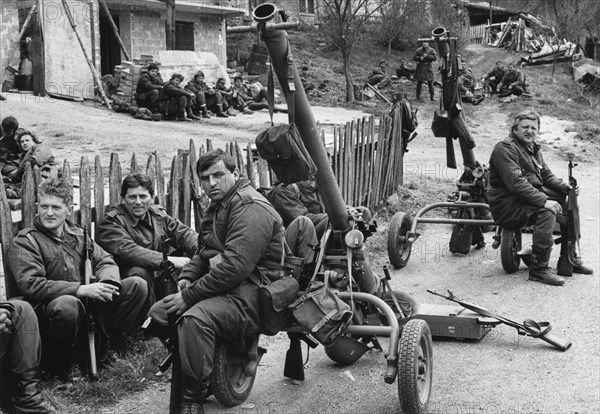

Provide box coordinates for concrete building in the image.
[0,0,245,98]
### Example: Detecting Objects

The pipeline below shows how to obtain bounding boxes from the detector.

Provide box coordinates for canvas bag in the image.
[431,108,451,138]
[289,271,353,346]
[255,123,317,184]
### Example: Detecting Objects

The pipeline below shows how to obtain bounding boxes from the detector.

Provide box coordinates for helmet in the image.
[324,336,371,366]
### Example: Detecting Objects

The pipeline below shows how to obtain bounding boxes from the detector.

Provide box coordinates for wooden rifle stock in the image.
[83,226,98,379]
[427,290,572,352]
[566,158,581,265]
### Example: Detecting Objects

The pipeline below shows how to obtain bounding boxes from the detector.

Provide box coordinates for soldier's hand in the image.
[178,279,192,290]
[566,183,579,196]
[543,200,562,215]
[0,309,12,334]
[77,282,120,302]
[168,256,191,270]
[163,292,190,316]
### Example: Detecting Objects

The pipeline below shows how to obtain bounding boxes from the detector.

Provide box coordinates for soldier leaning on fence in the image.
[7,178,148,379]
[1,300,55,413]
[97,173,198,314]
[135,63,164,113]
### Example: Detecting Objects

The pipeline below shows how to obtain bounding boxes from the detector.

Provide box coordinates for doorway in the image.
[99,12,122,75]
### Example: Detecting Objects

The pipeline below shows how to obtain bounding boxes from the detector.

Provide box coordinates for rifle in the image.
[83,226,98,380]
[427,290,572,352]
[160,236,182,414]
[555,156,580,266]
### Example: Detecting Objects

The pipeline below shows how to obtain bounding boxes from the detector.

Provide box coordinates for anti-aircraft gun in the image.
[195,4,434,414]
[387,28,495,267]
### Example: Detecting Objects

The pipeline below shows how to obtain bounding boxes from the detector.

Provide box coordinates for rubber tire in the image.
[500,228,521,274]
[210,340,256,407]
[387,212,413,268]
[398,319,433,414]
[449,209,473,254]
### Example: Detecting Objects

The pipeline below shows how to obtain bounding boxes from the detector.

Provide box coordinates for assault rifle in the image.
[83,226,98,380]
[428,290,572,352]
[555,156,580,270]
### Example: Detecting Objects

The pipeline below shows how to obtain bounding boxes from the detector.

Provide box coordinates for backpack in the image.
[255,123,317,185]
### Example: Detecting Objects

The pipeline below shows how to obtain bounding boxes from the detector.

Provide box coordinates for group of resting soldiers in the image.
[367,41,529,105]
[0,147,333,414]
[135,64,271,122]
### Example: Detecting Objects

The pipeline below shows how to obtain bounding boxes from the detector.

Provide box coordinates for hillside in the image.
[228,28,600,146]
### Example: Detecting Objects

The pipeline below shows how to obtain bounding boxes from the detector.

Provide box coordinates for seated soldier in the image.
[148,149,290,413]
[215,77,251,115]
[97,173,198,312]
[1,300,55,413]
[184,71,229,118]
[488,110,593,286]
[232,75,269,111]
[7,178,148,378]
[396,58,415,80]
[300,66,316,93]
[158,73,200,122]
[0,116,21,183]
[11,129,57,183]
[458,66,485,106]
[497,63,527,97]
[135,63,164,113]
[482,61,506,94]
[368,59,392,89]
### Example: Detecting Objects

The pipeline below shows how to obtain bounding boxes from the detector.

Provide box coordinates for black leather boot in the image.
[215,105,229,118]
[13,369,56,413]
[528,252,565,286]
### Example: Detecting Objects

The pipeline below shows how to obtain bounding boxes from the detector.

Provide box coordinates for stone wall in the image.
[129,9,166,59]
[0,0,25,89]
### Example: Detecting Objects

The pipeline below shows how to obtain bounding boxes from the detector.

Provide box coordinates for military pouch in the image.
[431,108,451,138]
[289,272,353,346]
[259,274,300,336]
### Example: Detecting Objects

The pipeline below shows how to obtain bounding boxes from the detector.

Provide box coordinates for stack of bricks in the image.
[114,55,159,106]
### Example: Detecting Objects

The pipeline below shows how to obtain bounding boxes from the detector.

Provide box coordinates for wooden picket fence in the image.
[0,109,403,299]
[331,105,403,208]
[469,23,489,44]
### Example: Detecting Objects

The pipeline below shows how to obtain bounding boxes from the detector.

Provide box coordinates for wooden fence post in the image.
[108,153,122,207]
[246,143,255,188]
[79,157,92,229]
[21,164,36,228]
[94,156,105,239]
[0,179,16,300]
[154,152,166,207]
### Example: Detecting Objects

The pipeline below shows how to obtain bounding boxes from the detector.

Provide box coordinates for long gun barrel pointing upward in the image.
[228,3,350,232]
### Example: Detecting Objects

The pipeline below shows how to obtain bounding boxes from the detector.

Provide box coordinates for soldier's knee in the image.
[46,295,83,322]
[121,276,149,301]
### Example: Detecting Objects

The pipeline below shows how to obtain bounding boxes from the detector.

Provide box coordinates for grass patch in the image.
[42,336,168,410]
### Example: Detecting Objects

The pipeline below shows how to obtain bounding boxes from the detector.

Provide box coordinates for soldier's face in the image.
[122,186,153,218]
[20,135,34,151]
[199,161,239,203]
[38,194,72,236]
[513,119,538,146]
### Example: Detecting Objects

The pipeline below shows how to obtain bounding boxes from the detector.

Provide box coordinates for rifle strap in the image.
[522,319,552,338]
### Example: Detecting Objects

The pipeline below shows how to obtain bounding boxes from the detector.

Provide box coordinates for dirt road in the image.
[1,87,598,414]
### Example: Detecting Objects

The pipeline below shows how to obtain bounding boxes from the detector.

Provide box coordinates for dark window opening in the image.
[175,21,195,51]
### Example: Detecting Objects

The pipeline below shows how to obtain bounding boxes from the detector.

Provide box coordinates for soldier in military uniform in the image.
[184,71,229,118]
[497,63,527,97]
[413,42,438,101]
[482,61,506,94]
[135,63,164,113]
[7,178,148,377]
[1,300,55,413]
[97,173,198,311]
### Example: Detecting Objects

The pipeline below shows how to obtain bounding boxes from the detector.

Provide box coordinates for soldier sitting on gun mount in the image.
[135,63,164,113]
[97,173,198,314]
[1,300,56,413]
[368,59,392,90]
[482,61,506,94]
[7,178,148,378]
[158,73,200,122]
[148,149,288,413]
[497,63,527,97]
[184,71,229,118]
[488,110,593,286]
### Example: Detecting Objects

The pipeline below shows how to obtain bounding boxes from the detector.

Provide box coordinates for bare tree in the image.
[379,0,406,55]
[318,0,388,102]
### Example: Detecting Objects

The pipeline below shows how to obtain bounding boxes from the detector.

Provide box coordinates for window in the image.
[175,21,195,51]
[299,0,315,14]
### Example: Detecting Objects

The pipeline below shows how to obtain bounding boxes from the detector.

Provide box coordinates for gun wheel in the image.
[500,228,521,273]
[211,340,256,407]
[398,319,433,414]
[387,212,413,268]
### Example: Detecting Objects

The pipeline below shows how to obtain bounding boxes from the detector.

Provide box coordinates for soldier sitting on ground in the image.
[497,63,528,97]
[457,64,485,105]
[215,77,252,115]
[232,75,269,111]
[368,59,392,90]
[135,63,164,113]
[8,178,148,379]
[158,73,200,122]
[184,71,229,118]
[482,61,506,94]
[97,173,198,314]
[1,300,55,413]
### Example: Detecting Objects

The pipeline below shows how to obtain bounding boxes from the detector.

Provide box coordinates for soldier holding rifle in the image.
[7,178,148,378]
[488,110,593,286]
[97,173,198,313]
